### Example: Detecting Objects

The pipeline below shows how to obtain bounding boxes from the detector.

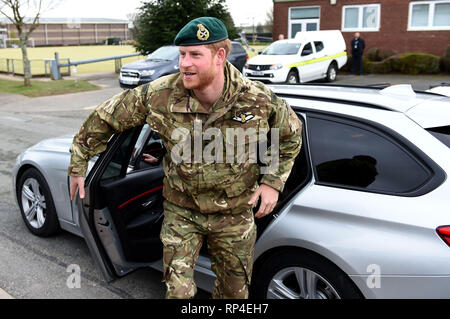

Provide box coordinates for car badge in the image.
[257,66,260,71]
[232,113,254,124]
[197,24,210,41]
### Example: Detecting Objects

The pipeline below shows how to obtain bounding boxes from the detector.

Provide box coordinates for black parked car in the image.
[119,41,248,89]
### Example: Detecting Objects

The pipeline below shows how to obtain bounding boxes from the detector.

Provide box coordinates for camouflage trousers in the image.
[160,200,257,299]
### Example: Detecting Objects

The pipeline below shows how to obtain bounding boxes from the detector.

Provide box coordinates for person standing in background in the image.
[351,32,365,75]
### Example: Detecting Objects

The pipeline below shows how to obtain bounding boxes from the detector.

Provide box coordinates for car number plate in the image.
[121,78,136,85]
[252,71,264,76]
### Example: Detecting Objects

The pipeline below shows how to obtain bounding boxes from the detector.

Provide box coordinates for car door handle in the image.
[142,199,154,208]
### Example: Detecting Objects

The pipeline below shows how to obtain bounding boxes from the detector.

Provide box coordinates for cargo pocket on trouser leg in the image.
[208,210,257,299]
[160,201,204,299]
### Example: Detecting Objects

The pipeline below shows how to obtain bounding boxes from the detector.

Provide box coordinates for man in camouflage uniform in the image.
[69,17,302,299]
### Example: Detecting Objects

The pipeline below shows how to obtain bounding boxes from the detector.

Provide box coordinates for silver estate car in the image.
[12,84,450,299]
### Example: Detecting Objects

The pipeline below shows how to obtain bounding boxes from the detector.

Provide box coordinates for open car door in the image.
[76,125,165,282]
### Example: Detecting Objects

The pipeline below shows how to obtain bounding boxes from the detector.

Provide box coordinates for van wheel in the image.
[326,63,338,82]
[286,70,299,84]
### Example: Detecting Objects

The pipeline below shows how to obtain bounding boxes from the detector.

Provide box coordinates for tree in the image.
[0,0,58,86]
[132,0,238,54]
[265,7,273,33]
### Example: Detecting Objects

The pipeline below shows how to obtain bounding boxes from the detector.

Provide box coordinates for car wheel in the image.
[17,168,60,237]
[251,250,363,299]
[326,63,338,82]
[286,70,299,84]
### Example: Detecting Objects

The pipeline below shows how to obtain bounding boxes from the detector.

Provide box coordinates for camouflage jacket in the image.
[69,62,302,213]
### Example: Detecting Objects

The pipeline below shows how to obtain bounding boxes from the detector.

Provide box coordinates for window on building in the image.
[409,1,450,30]
[342,4,380,32]
[289,6,320,38]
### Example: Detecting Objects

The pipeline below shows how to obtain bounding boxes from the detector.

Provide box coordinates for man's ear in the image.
[215,47,227,66]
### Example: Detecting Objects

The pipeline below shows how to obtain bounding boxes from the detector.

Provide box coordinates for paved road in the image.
[0,71,449,299]
[0,73,208,299]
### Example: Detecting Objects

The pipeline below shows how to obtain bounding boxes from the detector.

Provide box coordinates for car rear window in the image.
[231,43,246,54]
[308,116,431,194]
[427,126,450,148]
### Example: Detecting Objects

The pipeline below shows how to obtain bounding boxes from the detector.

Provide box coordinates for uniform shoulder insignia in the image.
[232,113,254,124]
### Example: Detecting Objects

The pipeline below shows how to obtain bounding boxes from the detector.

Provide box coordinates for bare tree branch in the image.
[0,0,60,86]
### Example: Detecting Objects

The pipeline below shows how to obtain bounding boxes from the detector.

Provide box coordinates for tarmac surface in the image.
[0,71,449,299]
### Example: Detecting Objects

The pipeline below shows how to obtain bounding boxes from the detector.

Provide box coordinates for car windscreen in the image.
[231,43,246,54]
[262,42,301,55]
[146,46,179,61]
[427,126,450,148]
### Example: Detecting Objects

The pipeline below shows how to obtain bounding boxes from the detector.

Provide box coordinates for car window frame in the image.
[303,110,445,197]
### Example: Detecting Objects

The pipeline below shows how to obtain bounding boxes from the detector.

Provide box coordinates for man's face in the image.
[355,32,360,38]
[179,45,218,90]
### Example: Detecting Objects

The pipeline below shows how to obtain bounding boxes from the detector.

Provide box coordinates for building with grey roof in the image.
[0,17,130,47]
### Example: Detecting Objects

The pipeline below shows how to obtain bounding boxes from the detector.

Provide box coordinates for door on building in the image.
[290,19,319,38]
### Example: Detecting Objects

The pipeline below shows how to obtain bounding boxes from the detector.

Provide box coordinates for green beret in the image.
[174,17,228,46]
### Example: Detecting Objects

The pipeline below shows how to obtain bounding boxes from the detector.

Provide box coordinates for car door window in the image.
[314,41,324,53]
[129,125,164,172]
[301,42,313,56]
[307,116,431,194]
[101,130,137,181]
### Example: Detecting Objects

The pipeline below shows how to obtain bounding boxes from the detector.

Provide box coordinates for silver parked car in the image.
[12,84,450,299]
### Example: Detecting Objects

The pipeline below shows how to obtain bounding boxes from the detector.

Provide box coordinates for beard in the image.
[182,63,218,90]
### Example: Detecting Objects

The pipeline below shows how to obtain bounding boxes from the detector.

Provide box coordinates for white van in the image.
[243,30,347,84]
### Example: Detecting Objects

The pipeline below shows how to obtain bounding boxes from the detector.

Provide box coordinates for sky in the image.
[39,0,274,26]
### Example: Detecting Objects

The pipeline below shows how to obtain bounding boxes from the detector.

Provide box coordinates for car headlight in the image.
[174,65,179,70]
[245,63,249,69]
[270,64,283,70]
[141,70,155,77]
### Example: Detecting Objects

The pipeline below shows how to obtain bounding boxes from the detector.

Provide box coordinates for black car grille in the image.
[247,64,271,71]
[121,71,140,78]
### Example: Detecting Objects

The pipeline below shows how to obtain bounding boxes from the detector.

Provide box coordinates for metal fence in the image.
[0,52,144,79]
[0,58,70,77]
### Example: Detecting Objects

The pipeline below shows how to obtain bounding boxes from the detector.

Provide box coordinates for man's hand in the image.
[248,184,279,219]
[70,176,85,201]
[142,153,159,164]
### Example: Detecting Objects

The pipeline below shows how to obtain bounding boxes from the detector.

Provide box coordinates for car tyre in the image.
[286,70,299,84]
[326,63,338,82]
[17,168,60,237]
[251,249,363,299]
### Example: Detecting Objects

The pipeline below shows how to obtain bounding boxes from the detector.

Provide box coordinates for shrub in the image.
[393,53,440,75]
[445,45,450,58]
[366,48,397,62]
[366,48,380,62]
[378,49,397,61]
[440,57,450,73]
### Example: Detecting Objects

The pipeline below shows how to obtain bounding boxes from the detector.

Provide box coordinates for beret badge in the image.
[197,24,210,41]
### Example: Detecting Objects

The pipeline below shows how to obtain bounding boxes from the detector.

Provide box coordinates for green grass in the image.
[246,44,269,59]
[0,78,100,97]
[0,45,145,74]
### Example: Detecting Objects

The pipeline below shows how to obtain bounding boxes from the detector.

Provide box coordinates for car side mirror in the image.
[258,51,262,55]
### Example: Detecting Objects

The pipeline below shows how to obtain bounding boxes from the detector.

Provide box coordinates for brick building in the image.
[1,18,130,47]
[273,0,450,56]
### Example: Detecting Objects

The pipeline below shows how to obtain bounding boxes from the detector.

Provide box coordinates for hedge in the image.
[343,52,442,75]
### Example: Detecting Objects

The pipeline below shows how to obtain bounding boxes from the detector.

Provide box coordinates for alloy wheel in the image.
[21,177,47,229]
[267,266,341,299]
